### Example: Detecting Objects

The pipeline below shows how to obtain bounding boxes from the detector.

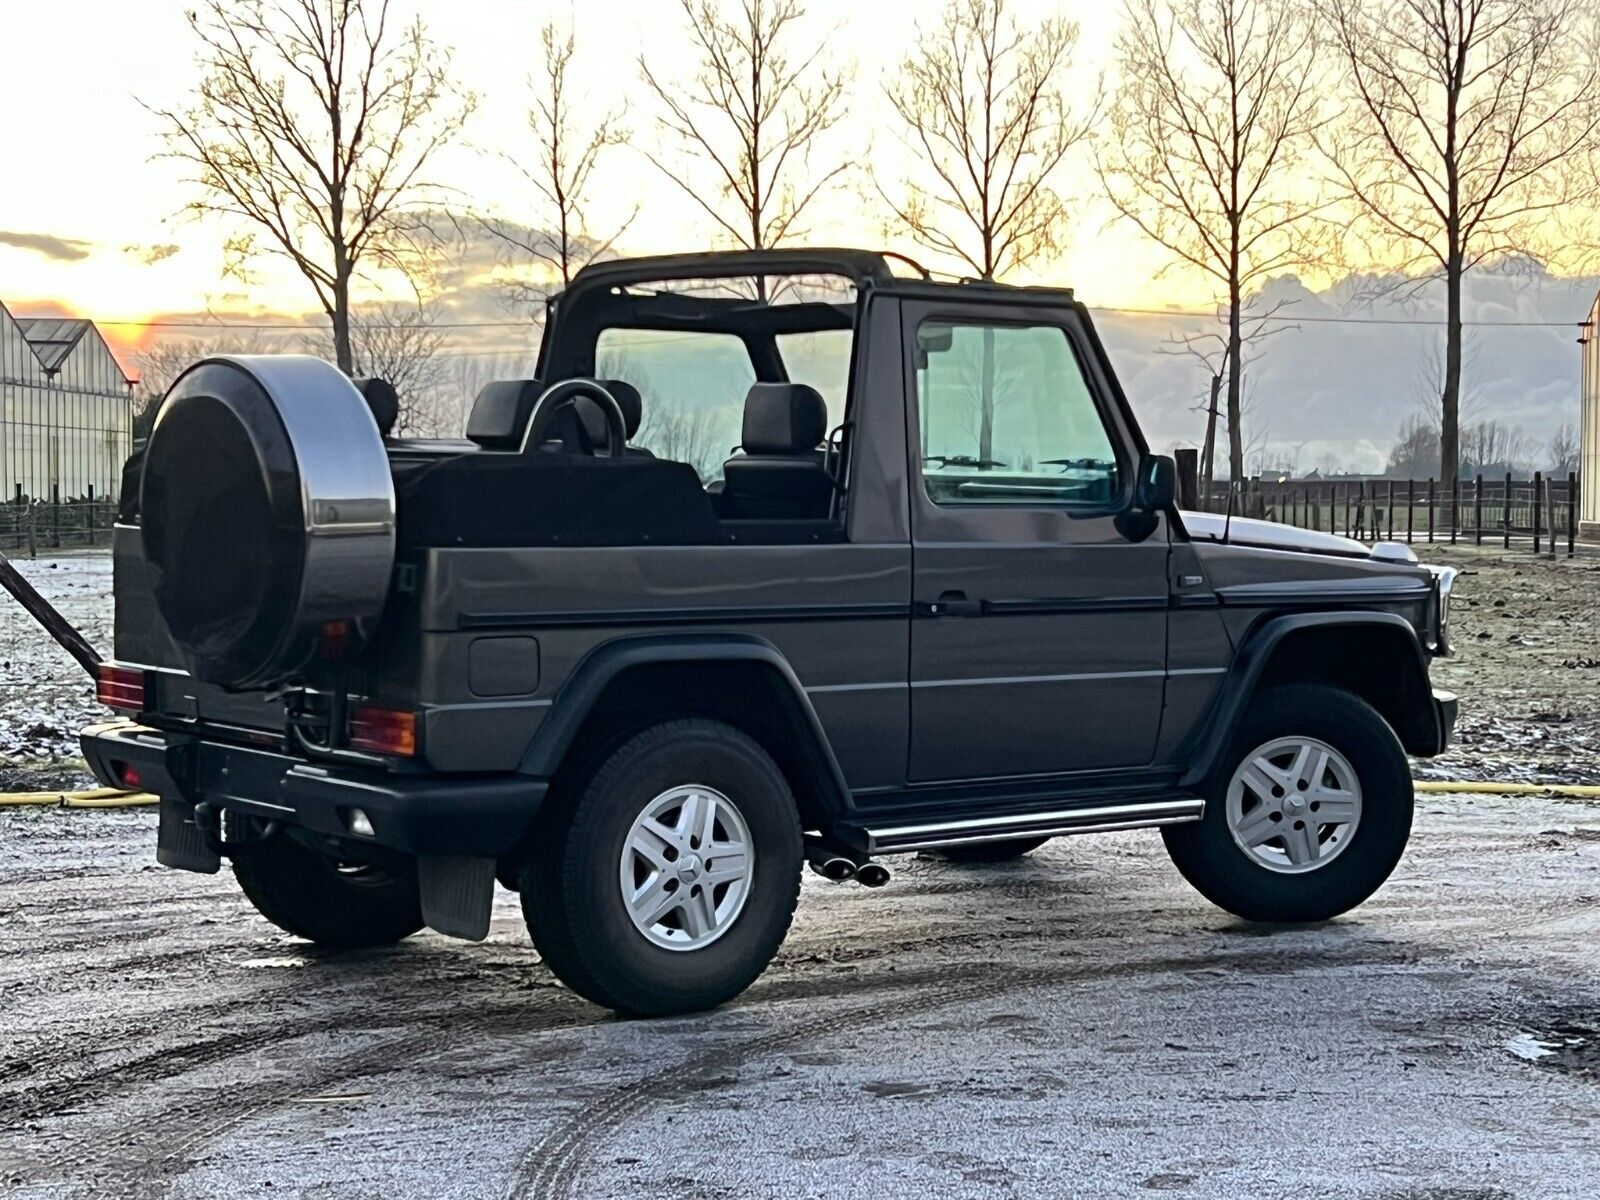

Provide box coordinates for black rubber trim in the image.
[1216,580,1433,606]
[458,602,908,631]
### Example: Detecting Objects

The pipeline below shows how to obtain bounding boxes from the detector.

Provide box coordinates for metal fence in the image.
[0,500,118,554]
[1198,473,1584,557]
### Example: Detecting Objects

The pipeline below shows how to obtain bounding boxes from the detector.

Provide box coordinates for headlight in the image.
[1425,565,1458,655]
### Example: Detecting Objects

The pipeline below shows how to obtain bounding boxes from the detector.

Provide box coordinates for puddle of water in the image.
[239,955,312,969]
[1506,1026,1595,1070]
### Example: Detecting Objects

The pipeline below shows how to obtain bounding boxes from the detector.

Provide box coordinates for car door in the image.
[904,297,1170,783]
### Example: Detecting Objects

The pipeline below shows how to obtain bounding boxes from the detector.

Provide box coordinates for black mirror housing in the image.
[1137,454,1177,512]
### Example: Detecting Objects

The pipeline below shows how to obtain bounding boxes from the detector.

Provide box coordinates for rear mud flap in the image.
[418,855,496,941]
[156,797,221,874]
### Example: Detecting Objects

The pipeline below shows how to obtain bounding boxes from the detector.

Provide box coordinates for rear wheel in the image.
[931,836,1051,864]
[1162,684,1413,923]
[228,818,424,948]
[520,719,803,1017]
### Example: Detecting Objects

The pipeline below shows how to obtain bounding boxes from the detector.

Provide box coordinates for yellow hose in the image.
[3,782,1597,810]
[0,787,157,809]
[1414,780,1600,799]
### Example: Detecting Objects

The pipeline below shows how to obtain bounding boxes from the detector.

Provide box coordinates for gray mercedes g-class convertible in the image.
[83,248,1458,1016]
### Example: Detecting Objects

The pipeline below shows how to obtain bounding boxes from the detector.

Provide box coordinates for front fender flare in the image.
[1180,611,1442,787]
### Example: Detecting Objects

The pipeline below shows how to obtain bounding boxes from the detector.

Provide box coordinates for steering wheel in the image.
[519,378,628,458]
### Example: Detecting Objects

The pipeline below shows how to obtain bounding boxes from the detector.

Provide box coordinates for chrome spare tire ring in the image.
[1225,736,1363,875]
[620,785,754,952]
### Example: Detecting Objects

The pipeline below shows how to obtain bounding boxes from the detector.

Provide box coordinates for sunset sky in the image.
[1,0,1211,362]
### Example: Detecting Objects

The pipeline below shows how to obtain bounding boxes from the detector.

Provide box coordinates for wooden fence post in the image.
[1427,478,1435,543]
[1386,480,1395,540]
[1532,471,1543,554]
[1503,472,1512,549]
[1473,474,1483,546]
[1407,479,1415,543]
[1450,477,1459,544]
[1569,472,1578,559]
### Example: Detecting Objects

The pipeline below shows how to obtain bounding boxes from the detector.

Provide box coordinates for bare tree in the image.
[332,302,451,436]
[878,0,1098,282]
[1319,0,1600,486]
[1099,0,1322,488]
[1548,421,1580,475]
[151,0,474,373]
[640,0,848,260]
[485,20,633,311]
[132,329,282,435]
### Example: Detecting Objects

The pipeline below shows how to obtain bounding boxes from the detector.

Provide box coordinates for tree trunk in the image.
[1226,278,1244,483]
[1200,371,1221,508]
[332,253,354,376]
[978,325,996,465]
[1440,250,1463,488]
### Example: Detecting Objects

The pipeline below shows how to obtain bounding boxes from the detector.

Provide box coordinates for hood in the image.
[1179,510,1380,559]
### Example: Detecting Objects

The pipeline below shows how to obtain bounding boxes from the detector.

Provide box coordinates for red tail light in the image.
[96,663,146,712]
[348,704,418,757]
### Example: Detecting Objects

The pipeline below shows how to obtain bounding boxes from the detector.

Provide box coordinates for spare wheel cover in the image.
[140,355,396,689]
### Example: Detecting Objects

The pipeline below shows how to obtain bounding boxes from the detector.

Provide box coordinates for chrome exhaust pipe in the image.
[808,855,858,883]
[854,862,891,888]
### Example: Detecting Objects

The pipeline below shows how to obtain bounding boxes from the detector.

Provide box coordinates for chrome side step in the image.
[861,798,1205,854]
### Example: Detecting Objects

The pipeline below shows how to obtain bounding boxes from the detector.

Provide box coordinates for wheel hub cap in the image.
[619,785,753,951]
[1224,736,1363,875]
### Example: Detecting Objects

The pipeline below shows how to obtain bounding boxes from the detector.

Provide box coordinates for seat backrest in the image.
[465,380,542,450]
[720,383,835,520]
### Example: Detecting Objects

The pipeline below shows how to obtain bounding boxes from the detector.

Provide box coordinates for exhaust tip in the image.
[808,855,858,882]
[855,862,891,888]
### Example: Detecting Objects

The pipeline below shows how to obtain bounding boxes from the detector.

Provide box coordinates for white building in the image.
[1583,291,1600,544]
[0,301,133,503]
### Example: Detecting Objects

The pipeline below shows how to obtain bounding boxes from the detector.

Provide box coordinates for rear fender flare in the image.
[516,632,854,821]
[1180,611,1439,787]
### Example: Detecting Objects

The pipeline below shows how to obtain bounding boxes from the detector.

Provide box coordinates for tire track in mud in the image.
[505,938,1424,1200]
[12,985,592,1198]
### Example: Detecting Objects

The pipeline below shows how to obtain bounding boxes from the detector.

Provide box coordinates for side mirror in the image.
[1136,454,1176,512]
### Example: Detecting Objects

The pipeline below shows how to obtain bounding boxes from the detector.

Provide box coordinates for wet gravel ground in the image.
[3,547,1600,1196]
[4,791,1600,1199]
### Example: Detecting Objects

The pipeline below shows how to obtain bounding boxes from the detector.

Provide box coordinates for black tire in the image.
[932,836,1051,864]
[228,819,424,948]
[520,719,803,1017]
[1162,683,1413,923]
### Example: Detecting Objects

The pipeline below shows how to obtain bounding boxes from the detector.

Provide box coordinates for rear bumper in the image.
[81,720,546,865]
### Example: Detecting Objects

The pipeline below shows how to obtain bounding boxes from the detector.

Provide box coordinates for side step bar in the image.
[859,798,1205,855]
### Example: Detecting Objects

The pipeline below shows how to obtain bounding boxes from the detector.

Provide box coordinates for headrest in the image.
[741,383,827,455]
[465,380,542,449]
[596,379,643,439]
[352,376,399,438]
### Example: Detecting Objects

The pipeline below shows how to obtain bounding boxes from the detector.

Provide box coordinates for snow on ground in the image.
[0,551,110,788]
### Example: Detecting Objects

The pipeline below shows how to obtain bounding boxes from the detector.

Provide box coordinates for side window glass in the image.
[915,321,1121,507]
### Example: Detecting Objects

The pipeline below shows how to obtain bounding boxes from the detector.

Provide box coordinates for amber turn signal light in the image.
[348,704,418,757]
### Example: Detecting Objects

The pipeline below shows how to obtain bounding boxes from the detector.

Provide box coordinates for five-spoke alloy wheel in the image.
[521,719,803,1017]
[621,785,754,950]
[1224,737,1363,874]
[1163,684,1413,924]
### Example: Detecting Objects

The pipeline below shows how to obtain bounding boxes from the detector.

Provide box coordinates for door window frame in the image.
[901,298,1140,539]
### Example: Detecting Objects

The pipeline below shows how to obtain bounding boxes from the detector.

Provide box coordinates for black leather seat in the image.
[720,383,835,519]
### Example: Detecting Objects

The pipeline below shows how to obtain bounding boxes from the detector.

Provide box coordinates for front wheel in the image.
[520,719,803,1016]
[1162,684,1413,923]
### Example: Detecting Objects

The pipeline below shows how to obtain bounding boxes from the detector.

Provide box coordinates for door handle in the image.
[922,591,984,617]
